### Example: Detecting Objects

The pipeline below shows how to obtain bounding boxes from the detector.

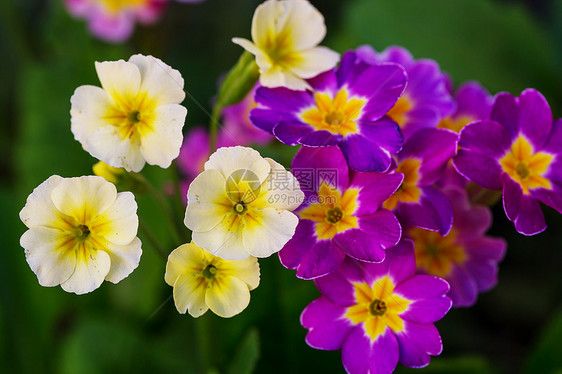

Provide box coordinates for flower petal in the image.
[20,227,76,287]
[242,208,299,258]
[206,276,251,318]
[128,54,185,105]
[173,274,208,317]
[104,237,142,284]
[93,191,138,246]
[301,297,352,350]
[204,146,271,184]
[61,247,111,295]
[95,60,141,104]
[19,175,63,228]
[262,158,304,211]
[139,103,187,168]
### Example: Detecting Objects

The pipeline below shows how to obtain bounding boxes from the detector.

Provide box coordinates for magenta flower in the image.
[250,50,407,172]
[407,187,506,307]
[383,128,458,235]
[453,89,562,235]
[221,83,274,146]
[279,146,402,279]
[357,45,455,141]
[64,0,168,43]
[301,240,452,374]
[437,81,494,188]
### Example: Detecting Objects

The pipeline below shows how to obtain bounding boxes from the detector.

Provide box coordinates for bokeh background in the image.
[1,0,562,373]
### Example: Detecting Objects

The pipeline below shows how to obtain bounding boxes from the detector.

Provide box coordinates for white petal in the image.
[173,274,209,317]
[262,158,304,211]
[95,60,141,104]
[282,0,327,50]
[185,169,231,232]
[192,214,249,261]
[289,47,340,79]
[61,247,111,295]
[104,237,142,283]
[251,0,285,48]
[231,38,263,58]
[70,85,115,143]
[242,208,298,258]
[204,146,271,184]
[50,176,117,222]
[20,227,76,287]
[165,242,207,286]
[85,125,146,172]
[93,191,138,246]
[19,175,63,228]
[260,66,311,91]
[139,104,187,168]
[220,256,260,291]
[128,54,186,105]
[206,276,251,318]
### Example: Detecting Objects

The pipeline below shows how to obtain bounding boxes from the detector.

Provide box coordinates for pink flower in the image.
[64,0,168,43]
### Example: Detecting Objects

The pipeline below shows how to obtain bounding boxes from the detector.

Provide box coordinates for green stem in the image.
[195,314,215,373]
[209,104,222,154]
[138,220,167,260]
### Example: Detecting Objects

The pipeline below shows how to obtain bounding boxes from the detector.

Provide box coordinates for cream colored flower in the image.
[71,54,187,172]
[20,175,142,294]
[185,146,303,261]
[165,242,260,318]
[232,0,340,91]
[93,160,124,184]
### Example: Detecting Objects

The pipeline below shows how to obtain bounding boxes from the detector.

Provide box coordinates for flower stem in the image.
[138,219,167,260]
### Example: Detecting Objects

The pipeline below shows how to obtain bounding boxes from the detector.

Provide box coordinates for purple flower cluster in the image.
[186,44,560,373]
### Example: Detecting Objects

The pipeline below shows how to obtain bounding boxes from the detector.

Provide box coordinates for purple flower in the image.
[279,146,402,279]
[437,81,494,188]
[407,187,506,307]
[64,0,168,43]
[453,89,562,235]
[383,128,458,235]
[357,45,455,141]
[250,50,406,172]
[301,240,452,374]
[221,83,274,146]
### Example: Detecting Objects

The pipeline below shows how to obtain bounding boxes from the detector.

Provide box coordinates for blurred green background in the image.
[1,0,562,373]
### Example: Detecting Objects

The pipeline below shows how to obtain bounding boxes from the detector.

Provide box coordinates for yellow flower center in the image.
[300,89,364,136]
[345,276,410,341]
[383,158,422,210]
[409,228,466,277]
[438,115,475,133]
[73,224,91,242]
[499,135,554,194]
[298,182,358,240]
[97,0,148,13]
[387,95,412,127]
[103,91,157,143]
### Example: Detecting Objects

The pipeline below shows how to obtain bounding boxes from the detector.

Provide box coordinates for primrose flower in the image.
[453,89,562,235]
[20,175,142,295]
[185,146,303,260]
[407,187,506,307]
[232,0,340,90]
[64,0,168,43]
[71,54,187,173]
[165,242,259,317]
[357,45,455,140]
[383,128,458,235]
[302,241,452,374]
[437,82,494,188]
[279,146,402,279]
[251,50,406,172]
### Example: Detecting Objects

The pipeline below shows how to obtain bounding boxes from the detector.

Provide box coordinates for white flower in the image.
[71,54,187,172]
[20,175,142,294]
[185,146,304,260]
[165,242,260,318]
[232,0,340,91]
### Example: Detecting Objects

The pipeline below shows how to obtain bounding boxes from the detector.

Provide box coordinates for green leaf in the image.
[226,327,260,374]
[524,309,562,374]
